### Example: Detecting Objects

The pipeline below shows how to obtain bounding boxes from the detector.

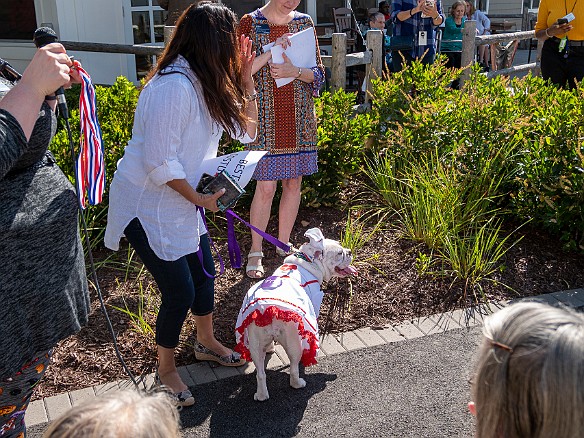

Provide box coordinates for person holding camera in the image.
[104,3,257,406]
[1,44,89,437]
[391,0,445,71]
[535,0,584,89]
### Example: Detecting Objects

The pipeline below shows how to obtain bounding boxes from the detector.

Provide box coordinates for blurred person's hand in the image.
[548,22,573,37]
[20,43,73,99]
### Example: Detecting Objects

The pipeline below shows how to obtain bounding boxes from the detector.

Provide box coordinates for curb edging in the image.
[26,288,584,427]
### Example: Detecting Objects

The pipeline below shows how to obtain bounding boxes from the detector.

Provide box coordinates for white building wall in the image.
[0,0,133,85]
[54,0,134,85]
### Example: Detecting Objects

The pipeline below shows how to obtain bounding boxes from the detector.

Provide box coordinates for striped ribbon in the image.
[76,66,105,208]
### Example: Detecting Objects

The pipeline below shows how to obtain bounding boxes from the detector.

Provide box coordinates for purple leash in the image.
[225,209,291,269]
[196,206,290,278]
[196,206,225,278]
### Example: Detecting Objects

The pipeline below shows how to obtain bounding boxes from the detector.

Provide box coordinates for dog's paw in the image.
[254,391,270,401]
[290,377,306,389]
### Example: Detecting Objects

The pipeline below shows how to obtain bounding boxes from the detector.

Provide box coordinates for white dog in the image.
[235,228,357,401]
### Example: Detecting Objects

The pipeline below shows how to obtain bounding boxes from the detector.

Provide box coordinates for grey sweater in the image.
[0,88,90,379]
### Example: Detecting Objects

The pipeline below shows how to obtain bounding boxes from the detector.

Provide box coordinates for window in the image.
[0,0,37,40]
[130,0,167,79]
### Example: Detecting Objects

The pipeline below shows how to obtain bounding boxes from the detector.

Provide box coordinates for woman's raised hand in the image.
[239,34,256,88]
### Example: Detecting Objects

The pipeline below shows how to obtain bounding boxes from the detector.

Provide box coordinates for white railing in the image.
[459,20,542,84]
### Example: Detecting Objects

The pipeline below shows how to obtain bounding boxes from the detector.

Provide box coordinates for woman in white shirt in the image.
[104,2,257,406]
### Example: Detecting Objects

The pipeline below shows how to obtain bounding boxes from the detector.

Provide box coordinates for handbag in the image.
[388,35,415,51]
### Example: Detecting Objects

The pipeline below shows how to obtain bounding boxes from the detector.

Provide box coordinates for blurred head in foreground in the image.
[43,389,180,438]
[470,301,584,438]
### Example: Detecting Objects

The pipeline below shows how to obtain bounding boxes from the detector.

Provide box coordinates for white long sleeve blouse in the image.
[104,56,254,261]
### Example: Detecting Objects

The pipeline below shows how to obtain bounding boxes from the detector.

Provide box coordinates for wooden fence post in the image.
[460,20,476,87]
[331,33,347,92]
[164,26,175,46]
[535,38,544,76]
[366,29,383,88]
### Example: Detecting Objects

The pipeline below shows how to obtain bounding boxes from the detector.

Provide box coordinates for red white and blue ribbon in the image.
[76,65,105,208]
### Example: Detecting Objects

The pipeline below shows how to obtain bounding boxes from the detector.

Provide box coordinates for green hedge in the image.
[49,69,584,251]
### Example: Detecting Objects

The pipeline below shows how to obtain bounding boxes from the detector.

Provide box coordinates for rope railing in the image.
[460,20,542,84]
[58,23,540,95]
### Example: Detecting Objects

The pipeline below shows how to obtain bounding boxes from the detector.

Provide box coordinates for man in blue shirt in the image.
[391,0,444,71]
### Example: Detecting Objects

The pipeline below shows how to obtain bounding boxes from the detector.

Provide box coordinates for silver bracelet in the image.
[545,28,552,38]
[244,91,257,102]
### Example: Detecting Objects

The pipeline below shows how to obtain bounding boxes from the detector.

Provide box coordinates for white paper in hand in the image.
[263,27,317,88]
[196,151,267,189]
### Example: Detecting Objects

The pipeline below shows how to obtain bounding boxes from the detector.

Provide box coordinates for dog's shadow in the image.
[179,362,336,437]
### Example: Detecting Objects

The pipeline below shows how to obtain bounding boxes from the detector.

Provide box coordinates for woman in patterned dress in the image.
[238,0,325,279]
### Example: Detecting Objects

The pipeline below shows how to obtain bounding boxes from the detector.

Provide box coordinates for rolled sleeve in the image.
[140,76,194,185]
[147,159,186,186]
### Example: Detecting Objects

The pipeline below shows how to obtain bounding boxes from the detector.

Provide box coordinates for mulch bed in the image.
[33,206,584,400]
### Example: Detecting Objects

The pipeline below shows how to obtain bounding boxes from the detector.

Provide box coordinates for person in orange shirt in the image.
[535,0,584,88]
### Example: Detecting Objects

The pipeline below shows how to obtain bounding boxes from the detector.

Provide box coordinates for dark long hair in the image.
[146,2,246,135]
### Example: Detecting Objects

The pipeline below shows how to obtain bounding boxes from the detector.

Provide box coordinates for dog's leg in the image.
[278,323,306,389]
[247,324,270,401]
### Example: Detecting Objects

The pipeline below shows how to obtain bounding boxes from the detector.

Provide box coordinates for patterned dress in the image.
[238,9,325,181]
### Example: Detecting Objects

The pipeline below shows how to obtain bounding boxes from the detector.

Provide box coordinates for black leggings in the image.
[123,218,216,348]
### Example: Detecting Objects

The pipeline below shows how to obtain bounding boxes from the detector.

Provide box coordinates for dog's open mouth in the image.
[335,265,358,277]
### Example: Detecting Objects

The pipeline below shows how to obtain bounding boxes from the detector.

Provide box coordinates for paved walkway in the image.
[26,288,584,437]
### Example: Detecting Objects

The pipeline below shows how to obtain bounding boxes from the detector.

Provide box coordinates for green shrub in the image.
[51,76,140,241]
[304,89,374,207]
[509,75,584,250]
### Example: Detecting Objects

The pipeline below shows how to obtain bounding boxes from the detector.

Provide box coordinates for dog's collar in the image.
[292,251,313,263]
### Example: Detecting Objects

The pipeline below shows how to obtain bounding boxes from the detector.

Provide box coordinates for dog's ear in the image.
[303,228,325,260]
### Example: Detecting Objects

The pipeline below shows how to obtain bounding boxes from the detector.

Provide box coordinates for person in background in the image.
[104,2,257,406]
[535,0,584,89]
[465,0,490,70]
[158,0,200,26]
[391,0,445,71]
[238,0,325,279]
[0,44,89,437]
[43,389,181,438]
[354,11,391,103]
[441,0,466,88]
[379,1,392,21]
[469,301,584,437]
[368,11,392,71]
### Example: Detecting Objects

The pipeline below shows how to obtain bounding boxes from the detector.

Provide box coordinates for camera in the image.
[421,0,434,18]
[196,170,245,212]
[557,13,575,25]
